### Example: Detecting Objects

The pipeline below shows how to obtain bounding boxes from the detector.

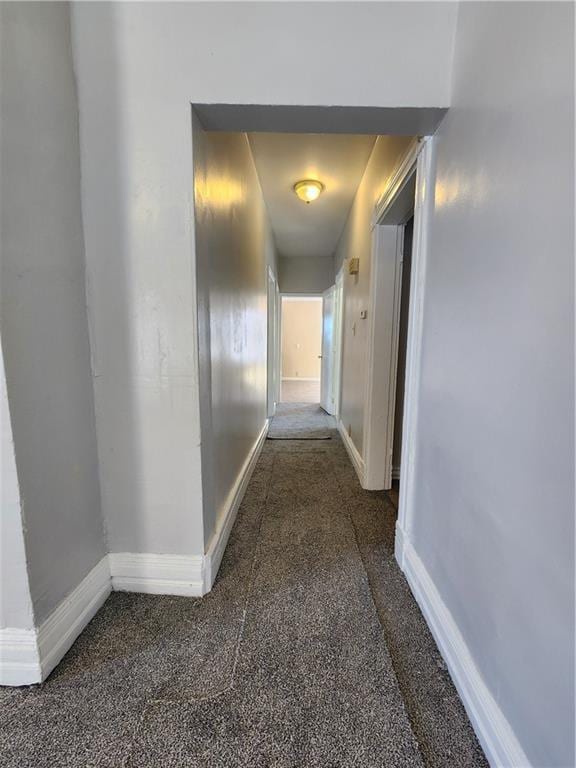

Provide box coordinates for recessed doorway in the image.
[280,296,322,403]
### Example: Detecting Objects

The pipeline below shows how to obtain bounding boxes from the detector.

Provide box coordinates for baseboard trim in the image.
[0,628,41,686]
[38,556,111,679]
[2,419,269,686]
[396,528,531,768]
[1,556,111,686]
[337,419,366,486]
[204,419,269,590]
[109,553,205,597]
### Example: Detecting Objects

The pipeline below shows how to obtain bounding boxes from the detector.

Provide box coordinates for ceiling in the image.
[248,133,376,259]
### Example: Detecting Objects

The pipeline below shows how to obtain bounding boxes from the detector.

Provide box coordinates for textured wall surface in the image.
[70,1,457,558]
[334,136,413,452]
[194,128,276,547]
[0,2,105,623]
[411,4,574,765]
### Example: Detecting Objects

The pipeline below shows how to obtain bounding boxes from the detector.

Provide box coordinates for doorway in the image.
[319,278,344,417]
[361,152,418,491]
[280,296,323,404]
[389,214,414,505]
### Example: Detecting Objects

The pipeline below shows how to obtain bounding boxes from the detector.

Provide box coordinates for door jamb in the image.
[395,136,435,567]
[278,293,323,401]
[333,266,345,418]
[360,137,436,568]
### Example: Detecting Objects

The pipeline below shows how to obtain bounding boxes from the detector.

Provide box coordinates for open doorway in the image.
[389,214,414,507]
[360,152,418,492]
[280,296,322,403]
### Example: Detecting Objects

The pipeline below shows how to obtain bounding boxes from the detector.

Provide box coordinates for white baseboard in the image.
[204,419,268,590]
[337,419,366,486]
[1,421,270,687]
[38,556,111,679]
[396,526,531,768]
[0,556,111,686]
[0,628,41,686]
[394,520,407,568]
[109,553,205,597]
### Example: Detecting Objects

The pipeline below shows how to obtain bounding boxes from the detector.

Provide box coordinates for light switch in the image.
[360,310,368,319]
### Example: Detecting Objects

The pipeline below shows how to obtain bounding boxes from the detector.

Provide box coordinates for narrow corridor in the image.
[0,406,487,767]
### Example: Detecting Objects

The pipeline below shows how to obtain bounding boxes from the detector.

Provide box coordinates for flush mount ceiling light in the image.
[293,179,324,204]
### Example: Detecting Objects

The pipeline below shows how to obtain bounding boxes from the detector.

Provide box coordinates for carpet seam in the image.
[150,453,278,706]
[326,435,428,767]
[123,457,279,763]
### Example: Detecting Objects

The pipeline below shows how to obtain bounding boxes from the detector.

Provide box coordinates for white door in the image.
[320,286,335,414]
[333,269,344,417]
[267,268,279,417]
[362,225,404,490]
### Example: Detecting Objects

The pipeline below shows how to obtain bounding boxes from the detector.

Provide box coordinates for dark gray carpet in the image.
[267,402,333,439]
[0,416,488,768]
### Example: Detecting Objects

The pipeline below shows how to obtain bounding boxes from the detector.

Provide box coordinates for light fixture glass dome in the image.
[293,179,324,203]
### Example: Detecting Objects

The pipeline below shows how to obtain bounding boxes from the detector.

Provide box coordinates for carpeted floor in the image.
[268,402,334,439]
[281,378,320,403]
[0,407,488,768]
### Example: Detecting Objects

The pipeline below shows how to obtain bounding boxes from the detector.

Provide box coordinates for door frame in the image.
[278,292,324,401]
[320,285,336,414]
[333,266,345,418]
[360,136,436,566]
[267,266,280,417]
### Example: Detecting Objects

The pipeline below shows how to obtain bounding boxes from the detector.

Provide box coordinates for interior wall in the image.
[193,126,277,549]
[70,1,457,559]
[334,136,414,453]
[278,256,335,295]
[281,299,322,380]
[0,344,34,630]
[0,2,105,624]
[410,4,574,766]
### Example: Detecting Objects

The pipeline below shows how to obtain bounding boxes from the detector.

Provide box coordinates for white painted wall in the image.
[0,2,105,624]
[334,136,413,452]
[71,9,203,556]
[408,4,574,766]
[70,1,456,559]
[0,344,34,630]
[279,256,335,295]
[193,125,277,548]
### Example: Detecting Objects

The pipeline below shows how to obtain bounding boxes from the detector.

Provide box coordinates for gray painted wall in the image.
[411,3,574,765]
[70,1,456,559]
[0,2,105,623]
[335,136,413,453]
[0,344,34,630]
[278,256,334,295]
[193,126,277,547]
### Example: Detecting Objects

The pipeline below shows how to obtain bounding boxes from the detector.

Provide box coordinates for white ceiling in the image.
[248,133,376,259]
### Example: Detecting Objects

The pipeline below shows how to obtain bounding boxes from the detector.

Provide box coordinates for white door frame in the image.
[360,137,436,565]
[333,267,345,418]
[320,285,336,414]
[278,293,323,400]
[267,266,280,417]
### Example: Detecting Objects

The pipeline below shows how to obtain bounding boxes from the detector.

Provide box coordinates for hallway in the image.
[281,378,321,404]
[0,407,486,767]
